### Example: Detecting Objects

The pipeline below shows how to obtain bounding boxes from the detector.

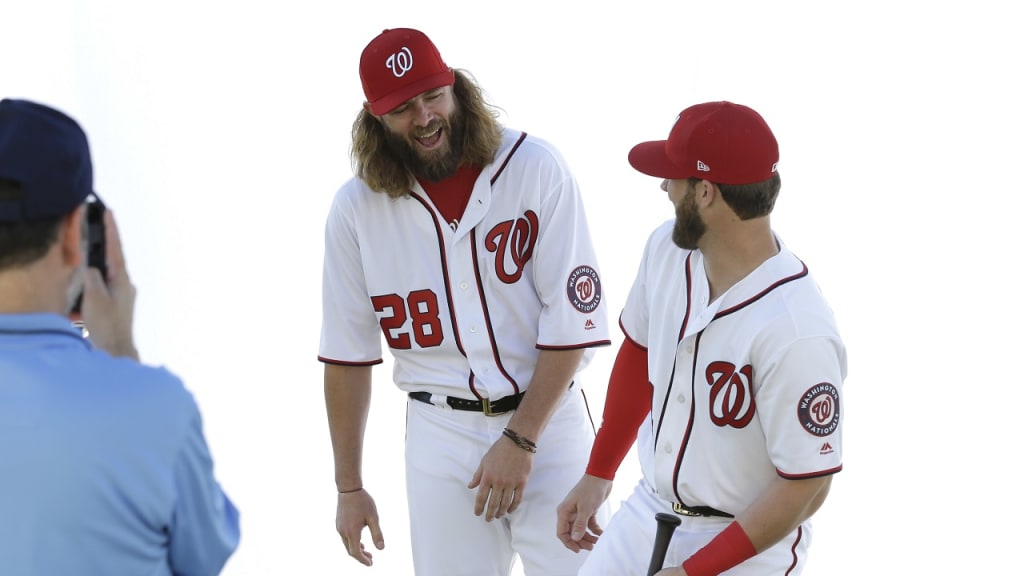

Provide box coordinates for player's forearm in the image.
[506,348,585,441]
[323,364,373,492]
[735,474,832,553]
[587,339,650,480]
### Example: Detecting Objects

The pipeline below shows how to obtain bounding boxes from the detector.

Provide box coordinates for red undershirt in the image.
[417,164,482,229]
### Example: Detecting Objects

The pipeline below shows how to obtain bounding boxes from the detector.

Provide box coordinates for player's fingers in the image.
[367,517,385,551]
[571,511,591,541]
[473,483,490,517]
[467,466,482,490]
[485,487,505,521]
[103,210,129,280]
[574,536,597,551]
[588,515,604,537]
[507,485,524,514]
[338,529,371,566]
[556,512,582,552]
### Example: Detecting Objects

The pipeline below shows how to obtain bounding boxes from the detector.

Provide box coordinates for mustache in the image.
[412,119,446,138]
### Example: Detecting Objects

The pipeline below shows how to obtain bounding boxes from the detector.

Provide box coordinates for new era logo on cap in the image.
[628,101,779,185]
[359,28,456,116]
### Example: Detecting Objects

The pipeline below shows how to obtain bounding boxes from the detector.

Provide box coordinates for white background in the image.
[4,1,1023,574]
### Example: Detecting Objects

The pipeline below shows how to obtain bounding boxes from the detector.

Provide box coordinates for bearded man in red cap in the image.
[318,28,612,575]
[556,101,847,576]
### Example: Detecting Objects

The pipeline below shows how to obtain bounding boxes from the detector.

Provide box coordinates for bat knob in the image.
[655,512,682,527]
[647,512,682,575]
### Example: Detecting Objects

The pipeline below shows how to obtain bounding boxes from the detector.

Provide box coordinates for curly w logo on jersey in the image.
[485,210,538,283]
[705,361,756,428]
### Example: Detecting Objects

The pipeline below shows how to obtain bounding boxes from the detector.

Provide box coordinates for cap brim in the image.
[369,69,456,116]
[628,140,692,179]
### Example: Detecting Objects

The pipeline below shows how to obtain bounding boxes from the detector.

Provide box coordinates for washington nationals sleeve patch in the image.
[797,383,840,437]
[566,265,602,314]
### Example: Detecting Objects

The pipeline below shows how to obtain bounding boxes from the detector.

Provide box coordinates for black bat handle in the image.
[647,512,682,576]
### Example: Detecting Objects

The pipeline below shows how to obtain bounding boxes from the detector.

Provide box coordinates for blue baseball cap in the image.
[0,98,93,222]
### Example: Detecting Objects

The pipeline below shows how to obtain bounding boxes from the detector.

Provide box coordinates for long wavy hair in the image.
[350,69,504,198]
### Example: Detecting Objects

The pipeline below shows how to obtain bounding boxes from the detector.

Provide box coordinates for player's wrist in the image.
[681,521,756,576]
[337,486,364,495]
[502,427,537,453]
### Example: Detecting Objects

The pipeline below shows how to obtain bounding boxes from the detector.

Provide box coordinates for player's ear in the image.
[362,102,382,121]
[696,180,717,207]
[58,203,87,268]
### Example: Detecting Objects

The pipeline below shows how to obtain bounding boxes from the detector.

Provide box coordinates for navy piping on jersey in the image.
[464,131,531,398]
[318,356,383,367]
[490,131,528,186]
[653,252,696,449]
[787,526,804,574]
[469,227,519,395]
[409,192,468,358]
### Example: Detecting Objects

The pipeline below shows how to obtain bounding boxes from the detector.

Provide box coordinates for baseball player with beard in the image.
[319,28,611,575]
[556,101,847,575]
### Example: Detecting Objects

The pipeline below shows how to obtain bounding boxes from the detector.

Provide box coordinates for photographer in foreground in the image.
[0,98,239,576]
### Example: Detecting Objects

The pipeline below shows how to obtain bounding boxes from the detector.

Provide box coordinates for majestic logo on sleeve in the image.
[485,210,538,283]
[705,361,756,428]
[386,47,414,78]
[566,265,602,313]
[797,383,840,437]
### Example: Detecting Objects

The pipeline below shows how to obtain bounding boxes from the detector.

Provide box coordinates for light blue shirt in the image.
[0,313,240,575]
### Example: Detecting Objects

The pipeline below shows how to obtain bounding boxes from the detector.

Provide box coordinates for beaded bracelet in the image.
[502,427,538,453]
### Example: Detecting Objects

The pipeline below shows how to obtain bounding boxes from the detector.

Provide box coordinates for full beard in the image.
[384,108,466,182]
[671,191,707,250]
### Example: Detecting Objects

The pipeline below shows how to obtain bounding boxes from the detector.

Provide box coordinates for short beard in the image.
[672,187,706,250]
[383,107,466,182]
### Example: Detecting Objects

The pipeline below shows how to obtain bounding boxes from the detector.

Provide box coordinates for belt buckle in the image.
[481,397,498,416]
[672,502,701,517]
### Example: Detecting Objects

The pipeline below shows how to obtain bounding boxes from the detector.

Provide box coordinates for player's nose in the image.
[660,179,669,193]
[410,102,435,126]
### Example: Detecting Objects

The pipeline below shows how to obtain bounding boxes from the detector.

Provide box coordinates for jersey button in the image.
[662,443,673,453]
[460,282,468,290]
[677,393,686,403]
[470,327,478,333]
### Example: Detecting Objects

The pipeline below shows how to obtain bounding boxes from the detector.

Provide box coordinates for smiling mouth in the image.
[415,127,444,148]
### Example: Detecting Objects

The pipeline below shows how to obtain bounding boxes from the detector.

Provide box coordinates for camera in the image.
[70,194,107,316]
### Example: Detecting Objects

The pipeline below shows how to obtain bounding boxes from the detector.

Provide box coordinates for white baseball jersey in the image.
[622,220,846,516]
[319,128,611,398]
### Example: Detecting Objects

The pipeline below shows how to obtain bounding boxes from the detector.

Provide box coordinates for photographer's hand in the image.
[82,210,139,360]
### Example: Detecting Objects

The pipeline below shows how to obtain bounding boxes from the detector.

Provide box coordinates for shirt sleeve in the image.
[532,148,611,350]
[319,189,385,365]
[757,335,845,477]
[618,229,658,348]
[168,404,240,576]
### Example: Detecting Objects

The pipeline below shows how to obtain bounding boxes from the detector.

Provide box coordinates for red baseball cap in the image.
[359,28,456,116]
[628,101,779,185]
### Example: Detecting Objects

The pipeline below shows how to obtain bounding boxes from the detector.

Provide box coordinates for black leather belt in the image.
[672,501,734,518]
[409,390,525,416]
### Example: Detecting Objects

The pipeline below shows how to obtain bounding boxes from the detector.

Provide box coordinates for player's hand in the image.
[81,210,138,360]
[556,474,612,552]
[468,435,533,521]
[336,488,385,566]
